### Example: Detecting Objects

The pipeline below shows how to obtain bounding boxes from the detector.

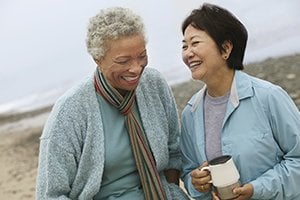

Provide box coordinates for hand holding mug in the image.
[200,155,241,200]
[191,161,213,192]
[232,183,253,200]
[212,183,253,200]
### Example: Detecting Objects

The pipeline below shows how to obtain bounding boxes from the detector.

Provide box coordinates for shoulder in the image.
[246,73,287,100]
[138,67,170,93]
[248,73,275,90]
[238,71,297,112]
[236,71,283,100]
[57,75,94,104]
[50,75,97,121]
[140,67,167,85]
[42,75,99,140]
[236,70,274,90]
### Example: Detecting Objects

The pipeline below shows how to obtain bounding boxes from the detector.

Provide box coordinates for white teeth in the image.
[123,76,139,81]
[189,61,202,68]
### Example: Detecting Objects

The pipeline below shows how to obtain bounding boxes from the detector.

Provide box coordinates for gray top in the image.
[204,91,230,161]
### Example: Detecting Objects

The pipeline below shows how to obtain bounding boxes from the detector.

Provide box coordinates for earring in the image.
[224,55,228,59]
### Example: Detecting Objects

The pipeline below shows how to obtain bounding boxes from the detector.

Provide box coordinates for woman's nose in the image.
[182,47,195,64]
[186,47,195,58]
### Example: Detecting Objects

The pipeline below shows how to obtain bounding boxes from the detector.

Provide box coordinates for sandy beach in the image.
[0,54,299,199]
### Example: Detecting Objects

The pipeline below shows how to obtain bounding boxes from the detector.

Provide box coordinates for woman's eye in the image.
[115,60,129,65]
[182,45,187,50]
[192,41,200,46]
[140,54,147,59]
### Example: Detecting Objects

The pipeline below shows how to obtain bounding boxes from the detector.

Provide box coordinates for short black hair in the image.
[182,3,248,70]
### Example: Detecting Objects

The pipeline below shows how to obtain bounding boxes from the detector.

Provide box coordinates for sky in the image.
[0,0,300,113]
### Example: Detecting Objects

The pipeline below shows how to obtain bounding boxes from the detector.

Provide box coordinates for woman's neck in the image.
[206,69,235,97]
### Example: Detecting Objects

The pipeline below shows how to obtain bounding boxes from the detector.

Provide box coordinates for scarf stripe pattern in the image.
[94,68,167,200]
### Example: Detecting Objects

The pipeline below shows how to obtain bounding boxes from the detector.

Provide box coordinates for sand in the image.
[0,54,299,199]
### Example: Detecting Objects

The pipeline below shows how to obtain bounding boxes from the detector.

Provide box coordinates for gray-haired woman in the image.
[36,7,189,200]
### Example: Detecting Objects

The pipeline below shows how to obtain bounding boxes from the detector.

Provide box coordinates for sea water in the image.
[1,0,300,114]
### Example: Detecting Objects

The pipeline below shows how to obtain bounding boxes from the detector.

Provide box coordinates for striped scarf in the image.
[94,68,167,200]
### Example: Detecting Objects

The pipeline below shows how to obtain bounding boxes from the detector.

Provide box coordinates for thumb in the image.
[232,187,243,194]
[233,183,254,197]
[233,187,243,195]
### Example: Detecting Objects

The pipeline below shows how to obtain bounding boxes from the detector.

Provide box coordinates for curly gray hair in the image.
[86,7,146,60]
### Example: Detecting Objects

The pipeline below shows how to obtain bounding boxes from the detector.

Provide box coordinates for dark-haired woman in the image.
[180,3,300,200]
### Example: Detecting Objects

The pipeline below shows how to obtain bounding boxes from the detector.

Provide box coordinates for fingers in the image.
[191,167,210,178]
[232,183,254,200]
[200,161,209,168]
[191,163,212,192]
[191,161,209,178]
[191,166,211,184]
[194,182,211,192]
[211,191,220,200]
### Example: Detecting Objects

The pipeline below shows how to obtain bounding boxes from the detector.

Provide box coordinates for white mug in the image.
[201,155,241,200]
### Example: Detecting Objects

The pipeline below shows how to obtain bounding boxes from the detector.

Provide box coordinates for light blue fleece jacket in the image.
[180,70,300,200]
[36,68,189,200]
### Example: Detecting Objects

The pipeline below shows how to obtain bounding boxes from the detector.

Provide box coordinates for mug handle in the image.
[199,166,213,183]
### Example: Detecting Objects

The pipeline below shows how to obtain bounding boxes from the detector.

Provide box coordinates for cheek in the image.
[182,52,188,65]
[99,67,110,78]
[100,66,118,82]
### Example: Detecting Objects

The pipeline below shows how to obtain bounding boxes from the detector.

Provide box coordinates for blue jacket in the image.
[36,68,189,199]
[180,70,300,200]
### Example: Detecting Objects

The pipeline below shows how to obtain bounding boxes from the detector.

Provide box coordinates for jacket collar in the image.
[189,70,254,112]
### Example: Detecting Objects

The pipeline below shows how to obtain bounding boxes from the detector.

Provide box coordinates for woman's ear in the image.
[222,40,233,59]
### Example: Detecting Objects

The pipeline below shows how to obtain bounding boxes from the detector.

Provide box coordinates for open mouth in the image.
[189,61,202,70]
[122,75,140,82]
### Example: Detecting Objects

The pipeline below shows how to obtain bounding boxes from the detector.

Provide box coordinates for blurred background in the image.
[1,0,300,114]
[0,1,299,199]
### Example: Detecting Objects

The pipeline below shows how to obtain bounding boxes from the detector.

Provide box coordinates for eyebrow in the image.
[182,35,201,43]
[114,49,147,60]
[138,49,147,55]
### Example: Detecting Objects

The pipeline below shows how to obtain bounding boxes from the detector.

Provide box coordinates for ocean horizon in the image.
[1,0,300,115]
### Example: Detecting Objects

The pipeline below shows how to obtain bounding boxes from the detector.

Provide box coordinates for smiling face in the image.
[96,34,148,94]
[182,25,230,84]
